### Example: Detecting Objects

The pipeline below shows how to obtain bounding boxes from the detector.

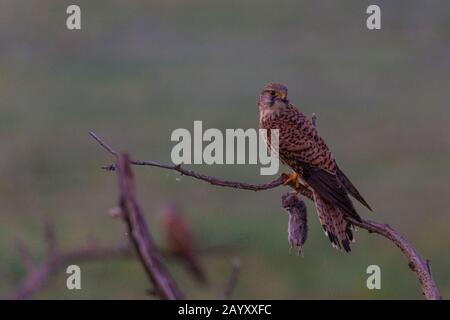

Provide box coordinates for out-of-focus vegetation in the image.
[0,0,449,299]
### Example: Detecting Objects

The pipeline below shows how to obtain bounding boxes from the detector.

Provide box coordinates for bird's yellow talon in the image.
[282,172,301,192]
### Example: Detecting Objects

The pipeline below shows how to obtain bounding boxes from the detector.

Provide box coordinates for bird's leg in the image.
[282,172,315,200]
[281,171,301,192]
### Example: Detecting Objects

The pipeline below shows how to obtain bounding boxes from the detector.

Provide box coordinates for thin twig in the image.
[89,131,118,156]
[89,131,284,191]
[91,132,442,300]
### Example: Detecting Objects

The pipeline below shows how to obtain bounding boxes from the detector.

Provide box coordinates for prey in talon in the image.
[282,193,308,256]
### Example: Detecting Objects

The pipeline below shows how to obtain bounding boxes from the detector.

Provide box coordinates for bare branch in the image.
[90,131,284,191]
[348,218,441,300]
[89,131,118,156]
[91,132,442,300]
[116,153,184,300]
[7,225,133,300]
[292,191,441,300]
[7,221,233,300]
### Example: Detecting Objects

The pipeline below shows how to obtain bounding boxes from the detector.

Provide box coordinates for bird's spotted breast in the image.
[259,103,336,173]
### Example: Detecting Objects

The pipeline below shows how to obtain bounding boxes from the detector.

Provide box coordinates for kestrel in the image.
[259,83,372,252]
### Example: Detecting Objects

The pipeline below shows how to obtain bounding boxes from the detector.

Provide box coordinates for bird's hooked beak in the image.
[275,92,287,102]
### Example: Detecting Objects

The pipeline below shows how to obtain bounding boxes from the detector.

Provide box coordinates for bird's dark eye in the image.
[269,90,276,96]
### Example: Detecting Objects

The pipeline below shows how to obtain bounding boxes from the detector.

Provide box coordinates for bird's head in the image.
[258,82,289,113]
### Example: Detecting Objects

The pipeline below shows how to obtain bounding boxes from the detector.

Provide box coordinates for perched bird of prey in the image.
[161,202,208,285]
[259,83,372,252]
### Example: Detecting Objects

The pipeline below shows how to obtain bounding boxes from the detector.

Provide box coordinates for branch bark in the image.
[90,131,442,300]
[89,131,284,191]
[287,189,441,300]
[116,153,184,300]
[350,218,441,300]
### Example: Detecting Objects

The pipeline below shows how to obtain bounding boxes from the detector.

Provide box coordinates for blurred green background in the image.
[0,0,449,299]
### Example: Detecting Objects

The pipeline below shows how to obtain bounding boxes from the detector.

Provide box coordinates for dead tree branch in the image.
[6,226,236,300]
[116,153,184,300]
[6,223,132,300]
[90,131,441,300]
[89,131,284,191]
[295,190,441,300]
[350,218,441,300]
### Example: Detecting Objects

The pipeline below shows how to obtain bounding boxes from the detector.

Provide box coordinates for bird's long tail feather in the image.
[313,191,355,252]
[336,167,372,211]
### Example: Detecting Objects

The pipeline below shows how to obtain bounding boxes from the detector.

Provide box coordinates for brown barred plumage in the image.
[258,83,371,252]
